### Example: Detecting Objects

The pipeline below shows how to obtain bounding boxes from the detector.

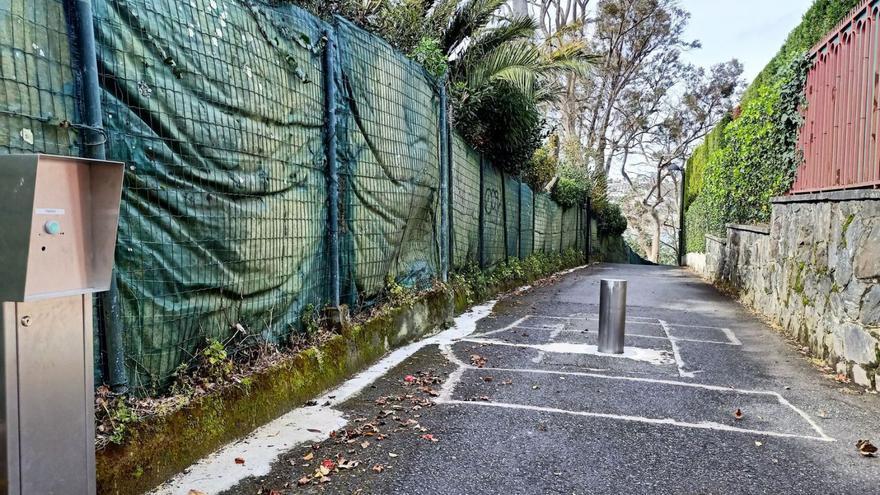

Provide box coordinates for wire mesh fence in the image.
[93,0,331,392]
[0,0,590,395]
[335,16,441,301]
[451,132,480,269]
[0,0,81,155]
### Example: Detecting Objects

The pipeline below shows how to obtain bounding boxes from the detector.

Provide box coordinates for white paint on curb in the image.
[150,299,500,495]
[149,407,346,495]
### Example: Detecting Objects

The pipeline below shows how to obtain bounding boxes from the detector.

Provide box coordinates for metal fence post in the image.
[71,0,128,394]
[679,166,686,266]
[585,197,591,264]
[323,27,341,308]
[532,192,536,256]
[478,156,485,269]
[438,77,450,282]
[559,206,564,254]
[517,176,522,259]
[501,171,508,262]
[446,93,454,274]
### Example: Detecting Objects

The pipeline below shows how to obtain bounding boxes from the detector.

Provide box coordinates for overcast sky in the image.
[679,0,815,83]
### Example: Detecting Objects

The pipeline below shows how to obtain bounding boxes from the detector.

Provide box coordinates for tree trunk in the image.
[510,0,528,16]
[649,208,661,263]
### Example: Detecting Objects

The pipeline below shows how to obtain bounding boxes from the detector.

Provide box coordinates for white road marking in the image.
[720,327,742,346]
[659,319,696,378]
[477,317,531,337]
[439,309,833,443]
[440,400,833,442]
[536,314,660,323]
[436,363,834,442]
[557,327,734,346]
[459,338,676,365]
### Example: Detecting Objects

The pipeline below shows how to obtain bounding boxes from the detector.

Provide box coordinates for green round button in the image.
[44,220,61,235]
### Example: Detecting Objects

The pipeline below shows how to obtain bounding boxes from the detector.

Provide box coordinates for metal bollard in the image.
[598,279,627,354]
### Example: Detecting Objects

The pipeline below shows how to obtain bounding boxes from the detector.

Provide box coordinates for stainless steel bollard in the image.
[598,279,627,354]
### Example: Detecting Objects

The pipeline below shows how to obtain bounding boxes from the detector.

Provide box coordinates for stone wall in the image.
[688,190,880,390]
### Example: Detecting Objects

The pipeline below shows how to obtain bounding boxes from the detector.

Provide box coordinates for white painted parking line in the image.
[441,400,833,442]
[460,338,676,365]
[659,319,696,378]
[721,327,742,346]
[536,315,660,323]
[478,317,531,337]
[441,312,833,443]
[557,328,734,346]
[437,344,834,443]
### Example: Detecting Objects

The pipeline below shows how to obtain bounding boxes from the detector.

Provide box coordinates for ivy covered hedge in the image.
[683,0,860,252]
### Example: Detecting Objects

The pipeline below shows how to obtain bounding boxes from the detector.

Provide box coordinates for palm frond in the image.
[462,14,537,59]
[466,41,540,96]
[441,0,508,54]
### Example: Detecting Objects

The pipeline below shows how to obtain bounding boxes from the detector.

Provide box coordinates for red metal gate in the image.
[795,0,880,193]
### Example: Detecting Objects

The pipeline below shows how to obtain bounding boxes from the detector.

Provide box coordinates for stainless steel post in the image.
[598,279,627,354]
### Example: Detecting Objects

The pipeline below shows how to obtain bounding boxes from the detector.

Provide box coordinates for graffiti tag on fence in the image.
[484,187,501,216]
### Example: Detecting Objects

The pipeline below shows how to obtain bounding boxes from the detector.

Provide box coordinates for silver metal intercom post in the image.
[0,154,124,494]
[598,279,627,354]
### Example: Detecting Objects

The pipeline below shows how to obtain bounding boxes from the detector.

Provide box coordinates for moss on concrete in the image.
[96,290,452,495]
[96,253,586,494]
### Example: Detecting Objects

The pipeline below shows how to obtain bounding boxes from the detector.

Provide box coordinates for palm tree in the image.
[343,0,593,172]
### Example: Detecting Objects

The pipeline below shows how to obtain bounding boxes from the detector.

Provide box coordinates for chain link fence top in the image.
[94,0,330,392]
[334,16,440,301]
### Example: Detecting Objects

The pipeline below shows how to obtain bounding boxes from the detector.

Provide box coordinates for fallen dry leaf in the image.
[372,464,385,473]
[421,434,439,442]
[302,452,314,461]
[389,452,399,458]
[734,409,744,420]
[360,441,370,449]
[404,375,416,383]
[856,439,877,457]
[187,491,207,495]
[234,457,245,465]
[321,459,337,471]
[297,476,311,486]
[470,354,487,368]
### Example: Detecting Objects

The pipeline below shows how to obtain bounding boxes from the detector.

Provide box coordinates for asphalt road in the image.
[219,264,880,495]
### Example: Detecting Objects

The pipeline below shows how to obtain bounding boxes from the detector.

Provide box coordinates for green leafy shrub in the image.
[595,203,627,237]
[409,37,448,78]
[684,194,723,252]
[684,0,859,251]
[523,136,559,190]
[451,249,585,304]
[202,339,234,381]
